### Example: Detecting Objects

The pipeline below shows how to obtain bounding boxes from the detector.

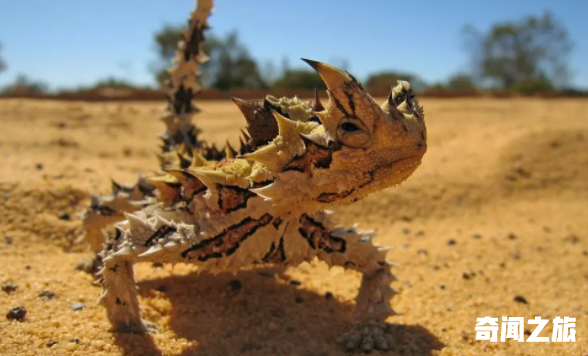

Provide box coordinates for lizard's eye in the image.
[340,122,360,132]
[337,117,370,148]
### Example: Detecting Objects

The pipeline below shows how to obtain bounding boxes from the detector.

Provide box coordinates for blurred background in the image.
[1,2,587,355]
[0,0,586,98]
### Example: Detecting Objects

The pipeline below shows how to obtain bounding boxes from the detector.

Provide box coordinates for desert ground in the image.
[0,97,587,356]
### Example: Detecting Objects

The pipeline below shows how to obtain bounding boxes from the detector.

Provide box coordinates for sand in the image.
[0,98,587,356]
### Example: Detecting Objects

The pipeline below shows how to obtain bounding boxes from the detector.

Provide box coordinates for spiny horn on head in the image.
[301,58,349,90]
[302,58,383,133]
[382,81,423,120]
[312,88,324,111]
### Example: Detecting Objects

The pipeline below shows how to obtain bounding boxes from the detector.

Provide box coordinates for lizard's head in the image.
[159,59,427,212]
[300,59,427,204]
[224,59,427,209]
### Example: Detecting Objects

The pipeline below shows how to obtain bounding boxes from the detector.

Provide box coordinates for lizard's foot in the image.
[338,321,395,353]
[75,255,102,275]
[114,319,156,334]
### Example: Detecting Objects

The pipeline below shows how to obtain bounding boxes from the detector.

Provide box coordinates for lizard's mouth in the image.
[313,155,423,206]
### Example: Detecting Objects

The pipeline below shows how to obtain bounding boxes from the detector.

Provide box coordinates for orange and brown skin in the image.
[86,0,427,354]
[96,60,426,354]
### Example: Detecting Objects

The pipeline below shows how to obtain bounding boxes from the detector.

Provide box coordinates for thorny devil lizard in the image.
[80,0,427,352]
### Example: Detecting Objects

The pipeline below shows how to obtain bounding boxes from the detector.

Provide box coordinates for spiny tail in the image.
[158,0,217,168]
[79,0,216,255]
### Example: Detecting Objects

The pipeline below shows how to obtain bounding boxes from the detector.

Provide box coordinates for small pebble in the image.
[71,302,85,311]
[288,279,302,286]
[439,284,446,290]
[513,295,528,304]
[415,230,425,237]
[47,341,57,348]
[4,235,13,245]
[70,338,80,344]
[462,272,471,280]
[507,233,517,240]
[325,291,334,300]
[402,228,411,235]
[229,279,242,292]
[39,291,56,301]
[2,284,18,294]
[6,306,26,320]
[35,163,44,170]
[471,233,482,239]
[447,239,456,246]
[58,212,71,221]
[417,248,428,255]
[294,296,304,304]
[564,234,580,244]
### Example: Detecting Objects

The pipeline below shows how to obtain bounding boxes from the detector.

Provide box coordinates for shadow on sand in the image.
[113,267,443,356]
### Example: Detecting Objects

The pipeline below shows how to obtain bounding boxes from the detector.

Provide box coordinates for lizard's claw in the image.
[337,322,396,353]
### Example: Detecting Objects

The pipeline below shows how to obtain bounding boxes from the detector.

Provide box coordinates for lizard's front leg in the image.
[96,214,184,333]
[296,212,396,353]
[97,226,145,333]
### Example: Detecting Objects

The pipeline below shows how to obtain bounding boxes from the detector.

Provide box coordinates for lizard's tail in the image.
[78,0,216,257]
[158,0,217,169]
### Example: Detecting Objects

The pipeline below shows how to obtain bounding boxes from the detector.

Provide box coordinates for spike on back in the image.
[232,97,278,147]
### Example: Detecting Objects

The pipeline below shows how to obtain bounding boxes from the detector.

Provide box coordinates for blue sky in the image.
[0,0,586,90]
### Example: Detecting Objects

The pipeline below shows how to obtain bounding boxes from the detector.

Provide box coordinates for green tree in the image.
[151,26,266,90]
[446,72,477,91]
[86,77,139,90]
[272,69,326,90]
[510,75,555,94]
[462,11,572,92]
[0,43,6,75]
[365,71,426,92]
[1,74,47,95]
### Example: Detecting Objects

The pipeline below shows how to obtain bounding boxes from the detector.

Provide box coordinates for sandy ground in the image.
[0,98,587,356]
